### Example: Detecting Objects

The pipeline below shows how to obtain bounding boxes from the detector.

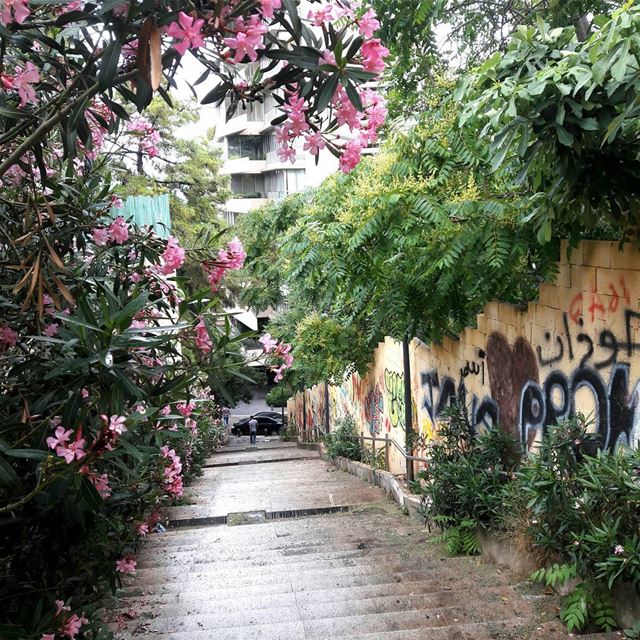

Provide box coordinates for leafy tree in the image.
[113,94,231,291]
[460,4,640,242]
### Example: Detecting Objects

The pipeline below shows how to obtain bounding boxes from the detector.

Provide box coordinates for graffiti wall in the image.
[288,240,640,474]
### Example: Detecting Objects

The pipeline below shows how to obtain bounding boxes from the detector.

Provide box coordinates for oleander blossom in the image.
[115,556,137,573]
[13,62,40,107]
[167,11,205,56]
[126,117,160,158]
[0,0,30,26]
[0,324,17,351]
[46,426,86,464]
[108,216,129,244]
[60,612,89,639]
[614,544,625,556]
[223,15,267,63]
[161,445,184,498]
[194,315,212,353]
[260,336,293,382]
[159,235,185,275]
[176,401,195,417]
[203,237,246,290]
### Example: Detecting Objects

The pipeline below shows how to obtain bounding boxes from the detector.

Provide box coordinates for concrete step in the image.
[119,575,514,612]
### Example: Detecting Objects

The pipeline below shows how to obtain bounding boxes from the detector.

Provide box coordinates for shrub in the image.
[324,417,362,461]
[415,404,520,531]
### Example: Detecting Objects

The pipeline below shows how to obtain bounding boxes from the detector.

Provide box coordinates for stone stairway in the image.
[107,438,621,639]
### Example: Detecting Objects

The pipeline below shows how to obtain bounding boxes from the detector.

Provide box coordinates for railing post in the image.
[324,381,330,434]
[372,432,376,468]
[384,434,390,471]
[359,430,364,459]
[302,391,307,443]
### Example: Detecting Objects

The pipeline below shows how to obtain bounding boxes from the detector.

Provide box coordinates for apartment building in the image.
[216,92,339,226]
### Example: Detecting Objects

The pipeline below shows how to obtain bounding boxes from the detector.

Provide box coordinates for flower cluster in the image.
[0,323,18,352]
[0,0,30,26]
[115,556,137,574]
[126,117,161,158]
[40,600,89,640]
[223,14,268,63]
[46,426,86,464]
[202,236,246,290]
[195,316,212,354]
[91,216,130,246]
[158,235,186,275]
[161,445,184,498]
[274,5,388,172]
[2,62,40,107]
[259,333,294,382]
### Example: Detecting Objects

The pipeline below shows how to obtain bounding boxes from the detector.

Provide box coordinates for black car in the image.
[232,414,284,436]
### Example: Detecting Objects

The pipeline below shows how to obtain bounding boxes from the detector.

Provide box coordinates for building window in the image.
[227,135,265,160]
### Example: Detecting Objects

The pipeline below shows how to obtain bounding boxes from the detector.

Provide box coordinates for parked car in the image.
[232,414,284,436]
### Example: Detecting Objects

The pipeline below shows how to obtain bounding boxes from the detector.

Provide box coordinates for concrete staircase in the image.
[107,438,621,639]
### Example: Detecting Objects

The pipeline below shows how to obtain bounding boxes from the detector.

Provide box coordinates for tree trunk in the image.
[575,13,590,42]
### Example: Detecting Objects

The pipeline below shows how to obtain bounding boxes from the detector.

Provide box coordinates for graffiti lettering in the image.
[421,369,498,435]
[384,370,404,429]
[536,310,640,370]
[364,384,384,435]
[520,363,640,452]
[568,277,630,324]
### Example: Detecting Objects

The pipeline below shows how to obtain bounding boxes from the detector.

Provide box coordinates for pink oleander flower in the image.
[60,612,88,640]
[161,445,184,498]
[360,38,389,74]
[357,7,380,38]
[186,417,197,435]
[43,323,59,337]
[339,138,363,173]
[122,38,138,58]
[0,0,30,26]
[303,131,326,155]
[40,635,55,640]
[55,600,71,616]
[167,11,205,56]
[259,332,278,353]
[129,272,142,283]
[614,544,625,556]
[92,472,111,498]
[126,117,160,157]
[81,388,89,399]
[47,426,73,452]
[225,236,246,268]
[307,5,334,26]
[13,61,39,107]
[195,316,212,353]
[159,235,185,275]
[258,0,281,19]
[108,216,129,244]
[91,227,109,246]
[115,556,137,573]
[176,401,195,418]
[223,15,267,63]
[0,324,18,351]
[110,194,123,208]
[112,2,128,17]
[137,522,150,536]
[277,145,296,163]
[320,49,337,67]
[160,404,171,416]
[102,414,127,435]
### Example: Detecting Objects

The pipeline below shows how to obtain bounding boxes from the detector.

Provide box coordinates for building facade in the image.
[216,92,339,226]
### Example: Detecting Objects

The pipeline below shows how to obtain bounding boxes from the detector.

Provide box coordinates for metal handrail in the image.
[352,433,431,464]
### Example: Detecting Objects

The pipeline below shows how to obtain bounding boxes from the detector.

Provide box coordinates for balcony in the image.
[265,149,306,169]
[220,157,267,175]
[225,197,269,214]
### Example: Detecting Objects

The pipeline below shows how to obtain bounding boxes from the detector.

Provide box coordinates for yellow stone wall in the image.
[288,240,640,475]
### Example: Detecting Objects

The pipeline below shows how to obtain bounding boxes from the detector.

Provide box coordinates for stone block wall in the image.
[288,240,640,475]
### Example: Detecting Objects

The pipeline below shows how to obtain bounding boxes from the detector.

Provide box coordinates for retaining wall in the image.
[288,240,640,475]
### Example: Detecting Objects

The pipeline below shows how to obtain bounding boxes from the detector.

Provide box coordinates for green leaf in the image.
[98,39,122,88]
[0,455,22,492]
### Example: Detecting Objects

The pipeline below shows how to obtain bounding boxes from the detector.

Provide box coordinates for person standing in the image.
[248,415,258,445]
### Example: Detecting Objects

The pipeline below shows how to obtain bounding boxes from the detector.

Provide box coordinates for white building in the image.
[216,92,339,227]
